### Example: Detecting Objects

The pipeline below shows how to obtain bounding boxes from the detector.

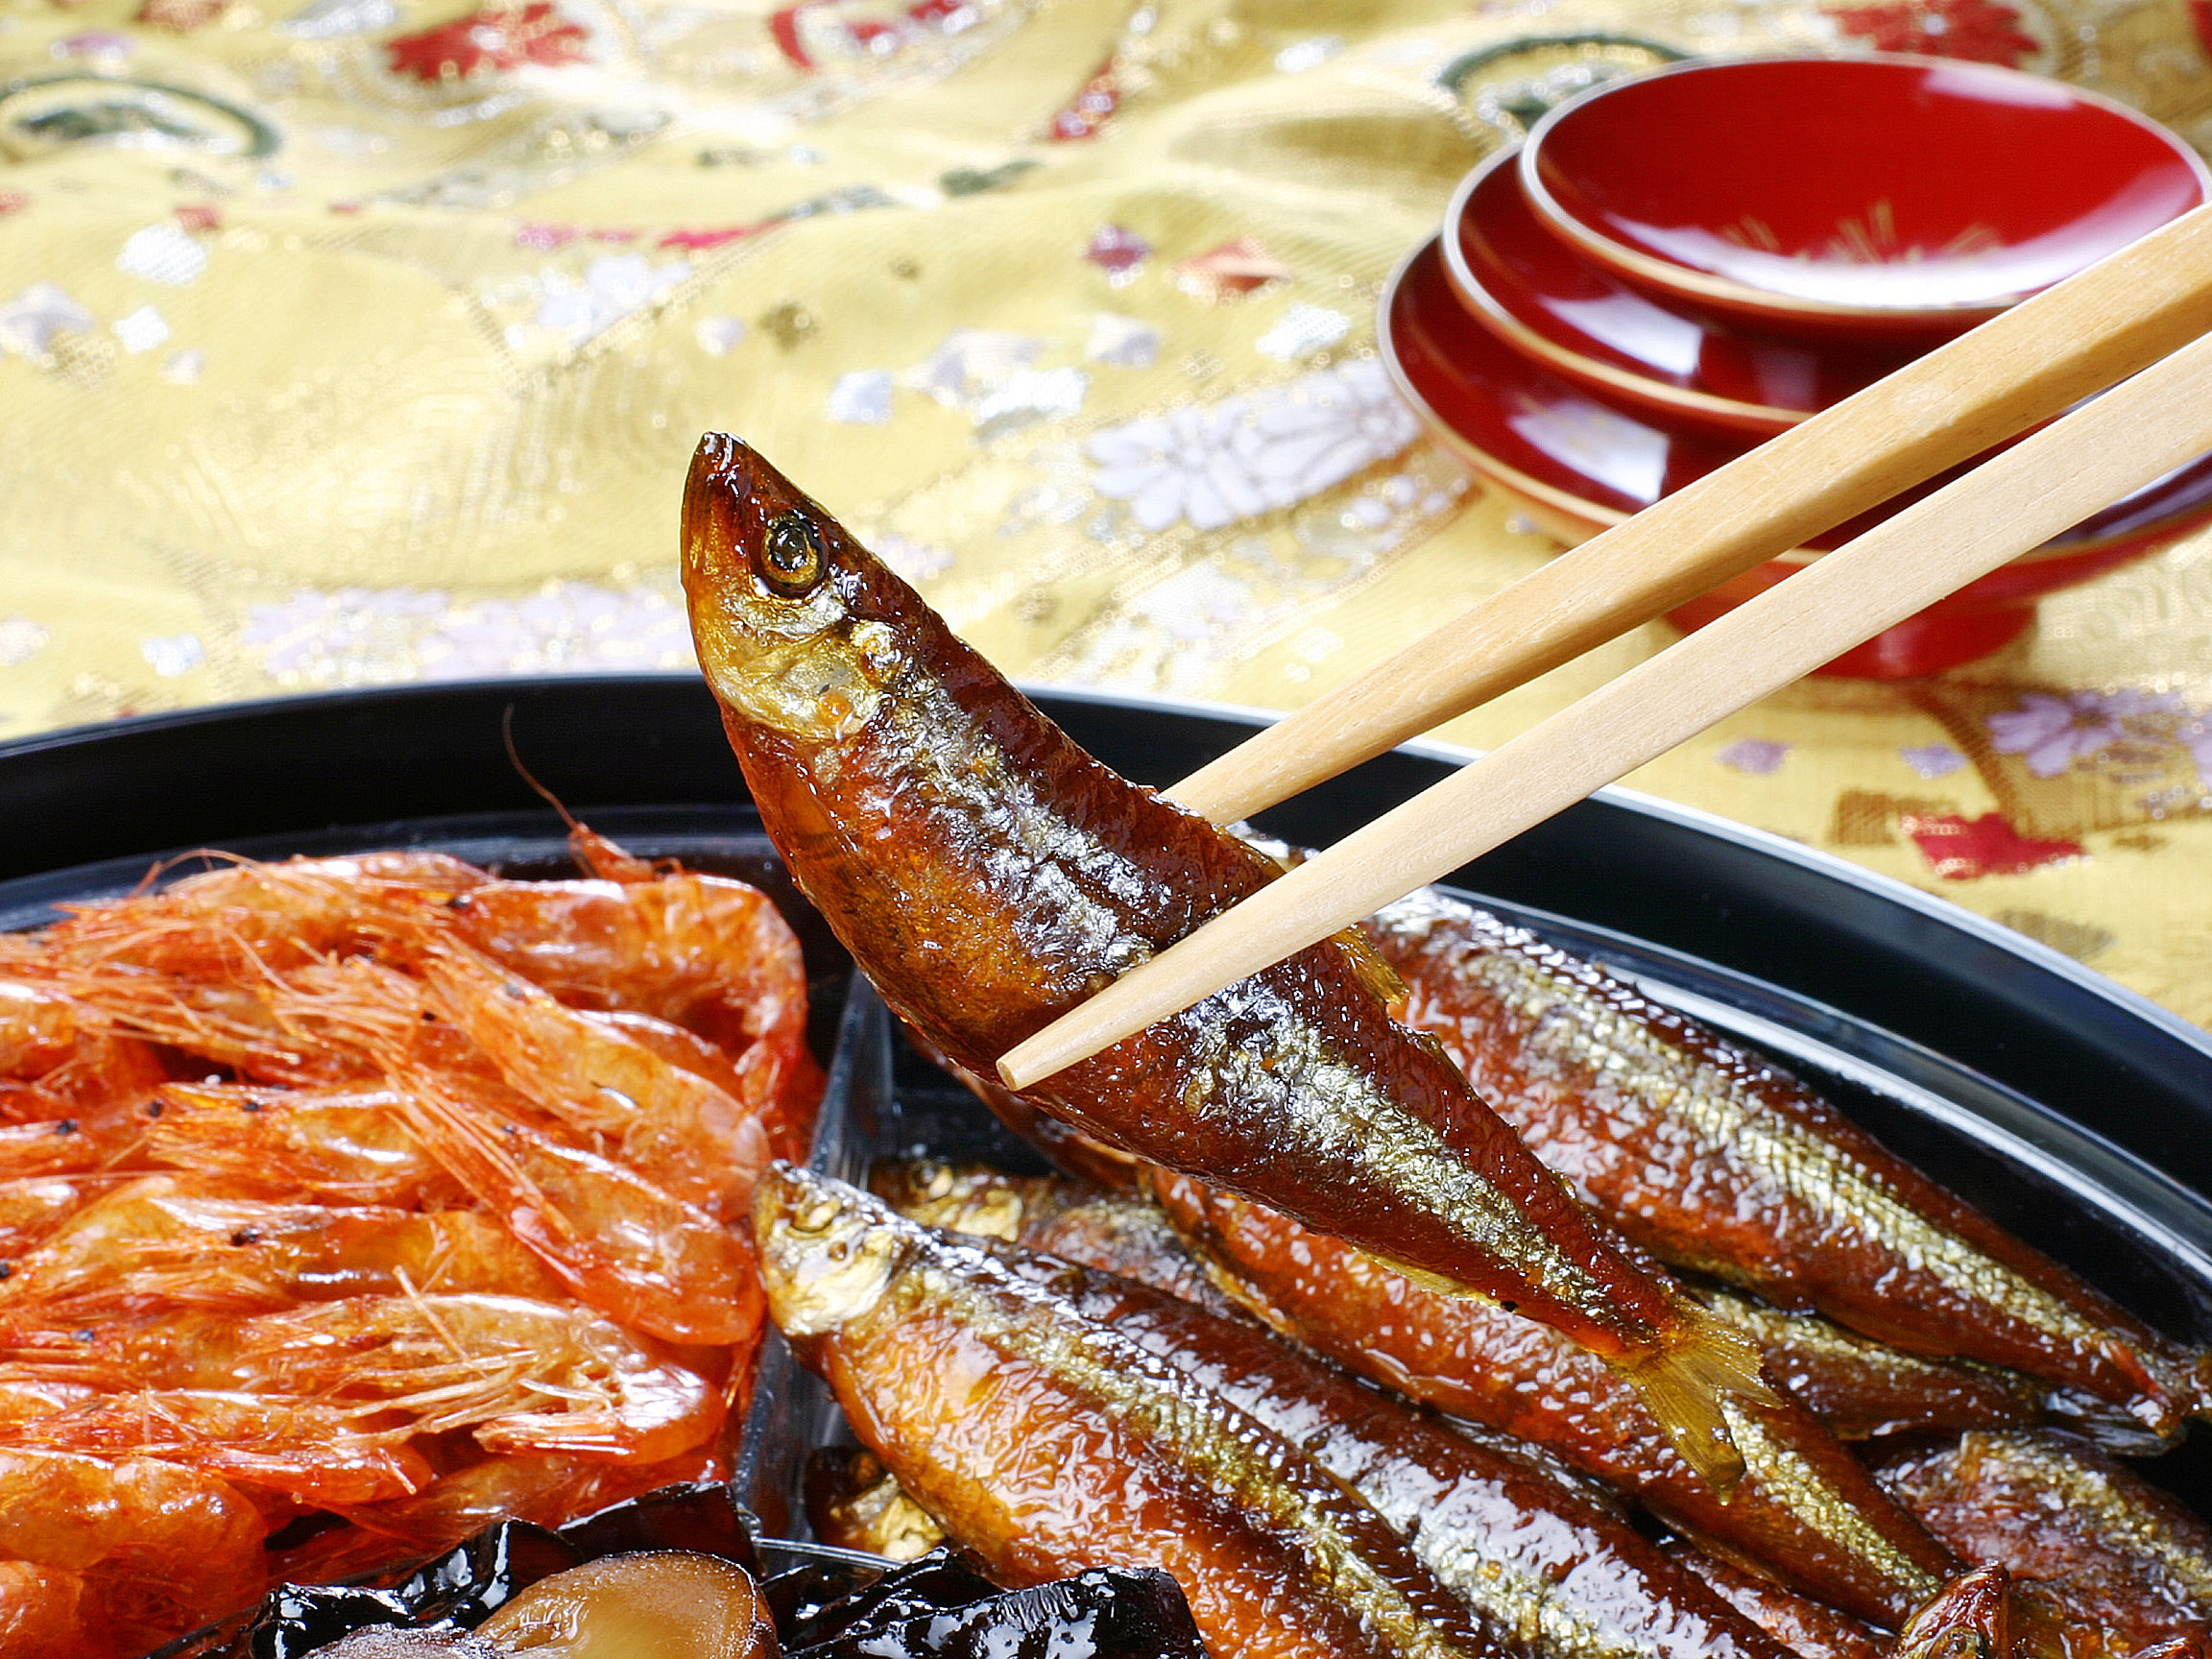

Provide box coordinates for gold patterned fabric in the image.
[4,0,2212,1021]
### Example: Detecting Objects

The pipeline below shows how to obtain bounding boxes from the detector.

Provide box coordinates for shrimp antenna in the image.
[501,706,586,838]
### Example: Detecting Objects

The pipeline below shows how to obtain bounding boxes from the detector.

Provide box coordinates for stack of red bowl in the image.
[1381,54,2212,677]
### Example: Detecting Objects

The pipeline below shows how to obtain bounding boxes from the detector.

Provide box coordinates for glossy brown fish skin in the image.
[872,1161,1246,1322]
[986,1241,1798,1659]
[751,1164,1503,1659]
[950,1049,2053,1447]
[684,433,1768,1485]
[1366,887,2209,1436]
[1870,1431,2212,1659]
[1694,1286,2044,1443]
[1889,1564,2011,1659]
[1659,1539,1884,1659]
[1146,1168,1957,1628]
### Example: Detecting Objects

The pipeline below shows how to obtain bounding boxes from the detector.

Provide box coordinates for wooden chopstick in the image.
[1000,327,2212,1089]
[1164,204,2212,827]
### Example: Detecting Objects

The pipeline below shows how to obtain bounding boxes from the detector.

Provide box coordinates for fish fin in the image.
[1618,1308,1782,1500]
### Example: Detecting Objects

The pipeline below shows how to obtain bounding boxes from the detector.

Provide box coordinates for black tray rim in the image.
[3,670,2203,1066]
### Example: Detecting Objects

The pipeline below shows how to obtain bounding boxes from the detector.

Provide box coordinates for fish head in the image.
[873,1159,1036,1241]
[753,1163,909,1338]
[683,432,912,746]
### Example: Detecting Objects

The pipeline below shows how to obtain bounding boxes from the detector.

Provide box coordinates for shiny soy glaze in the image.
[1366,886,2210,1438]
[1145,1168,1958,1628]
[1887,1564,2011,1659]
[753,1163,1504,1659]
[684,432,1774,1489]
[1870,1431,2212,1659]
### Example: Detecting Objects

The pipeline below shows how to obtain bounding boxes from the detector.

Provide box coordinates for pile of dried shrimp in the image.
[0,827,819,1658]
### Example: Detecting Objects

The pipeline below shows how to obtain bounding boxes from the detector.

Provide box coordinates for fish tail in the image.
[1618,1305,1782,1498]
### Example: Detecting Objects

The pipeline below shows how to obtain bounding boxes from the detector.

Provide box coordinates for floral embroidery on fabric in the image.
[135,0,231,33]
[385,3,592,84]
[1986,689,2212,786]
[1173,238,1292,303]
[532,253,691,342]
[116,224,207,286]
[771,0,998,70]
[1823,0,2039,65]
[0,192,28,217]
[1717,738,1790,775]
[1085,225,1151,284]
[1255,304,1350,362]
[1047,56,1122,140]
[240,582,694,687]
[1087,358,1422,533]
[1086,312,1159,368]
[0,618,51,669]
[0,284,95,358]
[1902,812,2084,879]
[1900,742,1968,780]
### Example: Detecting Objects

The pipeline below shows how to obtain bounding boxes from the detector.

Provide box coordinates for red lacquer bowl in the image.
[1444,146,1918,440]
[1380,237,2212,676]
[1520,54,2211,343]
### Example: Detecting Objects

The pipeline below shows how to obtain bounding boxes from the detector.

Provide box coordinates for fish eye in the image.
[759,511,827,597]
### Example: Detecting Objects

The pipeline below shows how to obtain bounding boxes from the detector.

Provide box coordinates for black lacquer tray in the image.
[5,672,2212,1532]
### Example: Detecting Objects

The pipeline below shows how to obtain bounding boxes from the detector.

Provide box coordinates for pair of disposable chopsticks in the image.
[998,204,2212,1092]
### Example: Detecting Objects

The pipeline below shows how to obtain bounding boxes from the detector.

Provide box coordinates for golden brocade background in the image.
[5,0,2212,1021]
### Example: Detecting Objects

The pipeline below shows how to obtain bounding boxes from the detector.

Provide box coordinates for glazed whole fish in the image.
[1657,1540,1882,1659]
[1869,1430,2212,1659]
[1888,1565,2011,1659]
[980,1242,1801,1659]
[684,433,1774,1486]
[889,1131,2050,1448]
[751,1163,1504,1659]
[1144,1166,1957,1628]
[1365,886,2209,1437]
[875,1158,1966,1643]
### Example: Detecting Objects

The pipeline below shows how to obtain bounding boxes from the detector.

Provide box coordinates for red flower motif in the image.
[1901,812,2083,879]
[1825,0,2038,65]
[0,191,28,217]
[657,219,778,252]
[174,203,222,235]
[1084,223,1150,276]
[1048,56,1121,141]
[386,3,591,84]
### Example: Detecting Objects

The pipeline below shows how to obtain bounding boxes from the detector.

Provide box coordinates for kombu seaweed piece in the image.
[786,1566,1207,1659]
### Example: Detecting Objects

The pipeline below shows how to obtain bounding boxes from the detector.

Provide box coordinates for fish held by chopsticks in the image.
[683,431,1773,1490]
[751,1162,1503,1659]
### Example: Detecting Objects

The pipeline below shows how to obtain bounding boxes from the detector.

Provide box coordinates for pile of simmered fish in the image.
[683,432,2212,1659]
[0,830,820,1657]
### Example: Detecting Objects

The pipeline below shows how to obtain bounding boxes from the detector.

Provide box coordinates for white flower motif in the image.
[161,349,205,384]
[418,584,693,679]
[1087,359,1419,534]
[118,224,207,287]
[974,366,1087,440]
[113,305,169,353]
[533,254,690,341]
[0,283,95,358]
[825,370,895,424]
[241,583,695,686]
[902,329,1043,409]
[1255,303,1349,362]
[694,315,746,356]
[1274,35,1341,71]
[1086,312,1159,369]
[141,634,204,678]
[279,0,398,36]
[0,616,50,668]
